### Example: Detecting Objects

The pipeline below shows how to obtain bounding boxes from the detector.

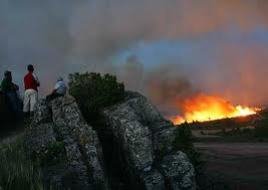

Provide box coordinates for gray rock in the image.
[103,92,196,190]
[103,100,164,189]
[141,170,165,190]
[25,122,56,156]
[25,92,196,190]
[160,152,196,190]
[25,96,109,190]
[32,99,51,125]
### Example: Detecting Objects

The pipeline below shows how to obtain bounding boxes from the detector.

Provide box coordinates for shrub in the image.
[173,123,203,171]
[255,119,268,138]
[35,141,66,166]
[0,137,45,190]
[173,123,193,149]
[69,72,125,122]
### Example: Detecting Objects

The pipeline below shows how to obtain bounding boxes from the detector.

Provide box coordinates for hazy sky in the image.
[1,0,268,113]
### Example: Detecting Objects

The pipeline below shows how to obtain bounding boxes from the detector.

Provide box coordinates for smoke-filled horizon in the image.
[1,0,268,116]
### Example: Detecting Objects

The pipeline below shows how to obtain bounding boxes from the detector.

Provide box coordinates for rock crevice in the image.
[102,92,196,190]
[25,96,109,190]
[25,93,196,190]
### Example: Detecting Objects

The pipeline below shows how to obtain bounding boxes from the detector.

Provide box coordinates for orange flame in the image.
[170,94,260,125]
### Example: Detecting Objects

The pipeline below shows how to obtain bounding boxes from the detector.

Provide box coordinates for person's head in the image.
[27,64,34,72]
[57,77,63,82]
[4,71,12,81]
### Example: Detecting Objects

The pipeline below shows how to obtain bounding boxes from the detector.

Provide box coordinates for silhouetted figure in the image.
[0,71,22,119]
[46,77,67,102]
[23,64,40,117]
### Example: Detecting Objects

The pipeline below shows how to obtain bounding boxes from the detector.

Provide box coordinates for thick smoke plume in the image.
[144,64,196,116]
[1,0,268,116]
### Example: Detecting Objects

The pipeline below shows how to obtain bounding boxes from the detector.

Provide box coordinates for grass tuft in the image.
[0,136,45,190]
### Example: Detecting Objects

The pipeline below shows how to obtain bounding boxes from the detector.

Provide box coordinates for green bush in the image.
[69,72,125,122]
[255,119,268,138]
[36,141,66,166]
[173,123,203,171]
[0,137,44,190]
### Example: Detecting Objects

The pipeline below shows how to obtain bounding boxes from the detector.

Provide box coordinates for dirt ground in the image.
[195,142,268,190]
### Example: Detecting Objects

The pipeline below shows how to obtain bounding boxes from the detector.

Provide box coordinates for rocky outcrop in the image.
[102,92,196,190]
[25,93,196,190]
[25,96,109,190]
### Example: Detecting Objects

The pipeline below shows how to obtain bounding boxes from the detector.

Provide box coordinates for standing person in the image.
[23,64,40,117]
[46,77,67,101]
[1,71,22,119]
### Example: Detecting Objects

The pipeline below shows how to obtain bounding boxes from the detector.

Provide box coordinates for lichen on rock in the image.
[102,92,196,190]
[25,96,109,190]
[25,92,196,190]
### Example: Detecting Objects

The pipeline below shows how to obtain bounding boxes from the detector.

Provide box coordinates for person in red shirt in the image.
[23,64,40,116]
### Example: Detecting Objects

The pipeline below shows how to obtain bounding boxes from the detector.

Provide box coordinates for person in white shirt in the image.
[46,77,67,101]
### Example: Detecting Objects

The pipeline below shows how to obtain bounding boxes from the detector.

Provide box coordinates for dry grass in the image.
[0,135,45,190]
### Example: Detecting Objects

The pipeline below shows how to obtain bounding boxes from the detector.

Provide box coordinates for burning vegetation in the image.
[170,94,261,125]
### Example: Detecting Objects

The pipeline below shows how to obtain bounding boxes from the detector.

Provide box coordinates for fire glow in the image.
[171,94,260,125]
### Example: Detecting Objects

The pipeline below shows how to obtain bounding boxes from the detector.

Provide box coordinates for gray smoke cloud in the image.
[1,0,268,116]
[144,64,196,116]
[69,0,268,59]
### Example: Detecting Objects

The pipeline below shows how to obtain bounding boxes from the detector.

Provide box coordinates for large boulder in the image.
[102,92,196,190]
[25,96,109,190]
[25,93,196,190]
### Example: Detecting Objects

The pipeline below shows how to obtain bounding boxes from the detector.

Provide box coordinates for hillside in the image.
[188,108,268,189]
